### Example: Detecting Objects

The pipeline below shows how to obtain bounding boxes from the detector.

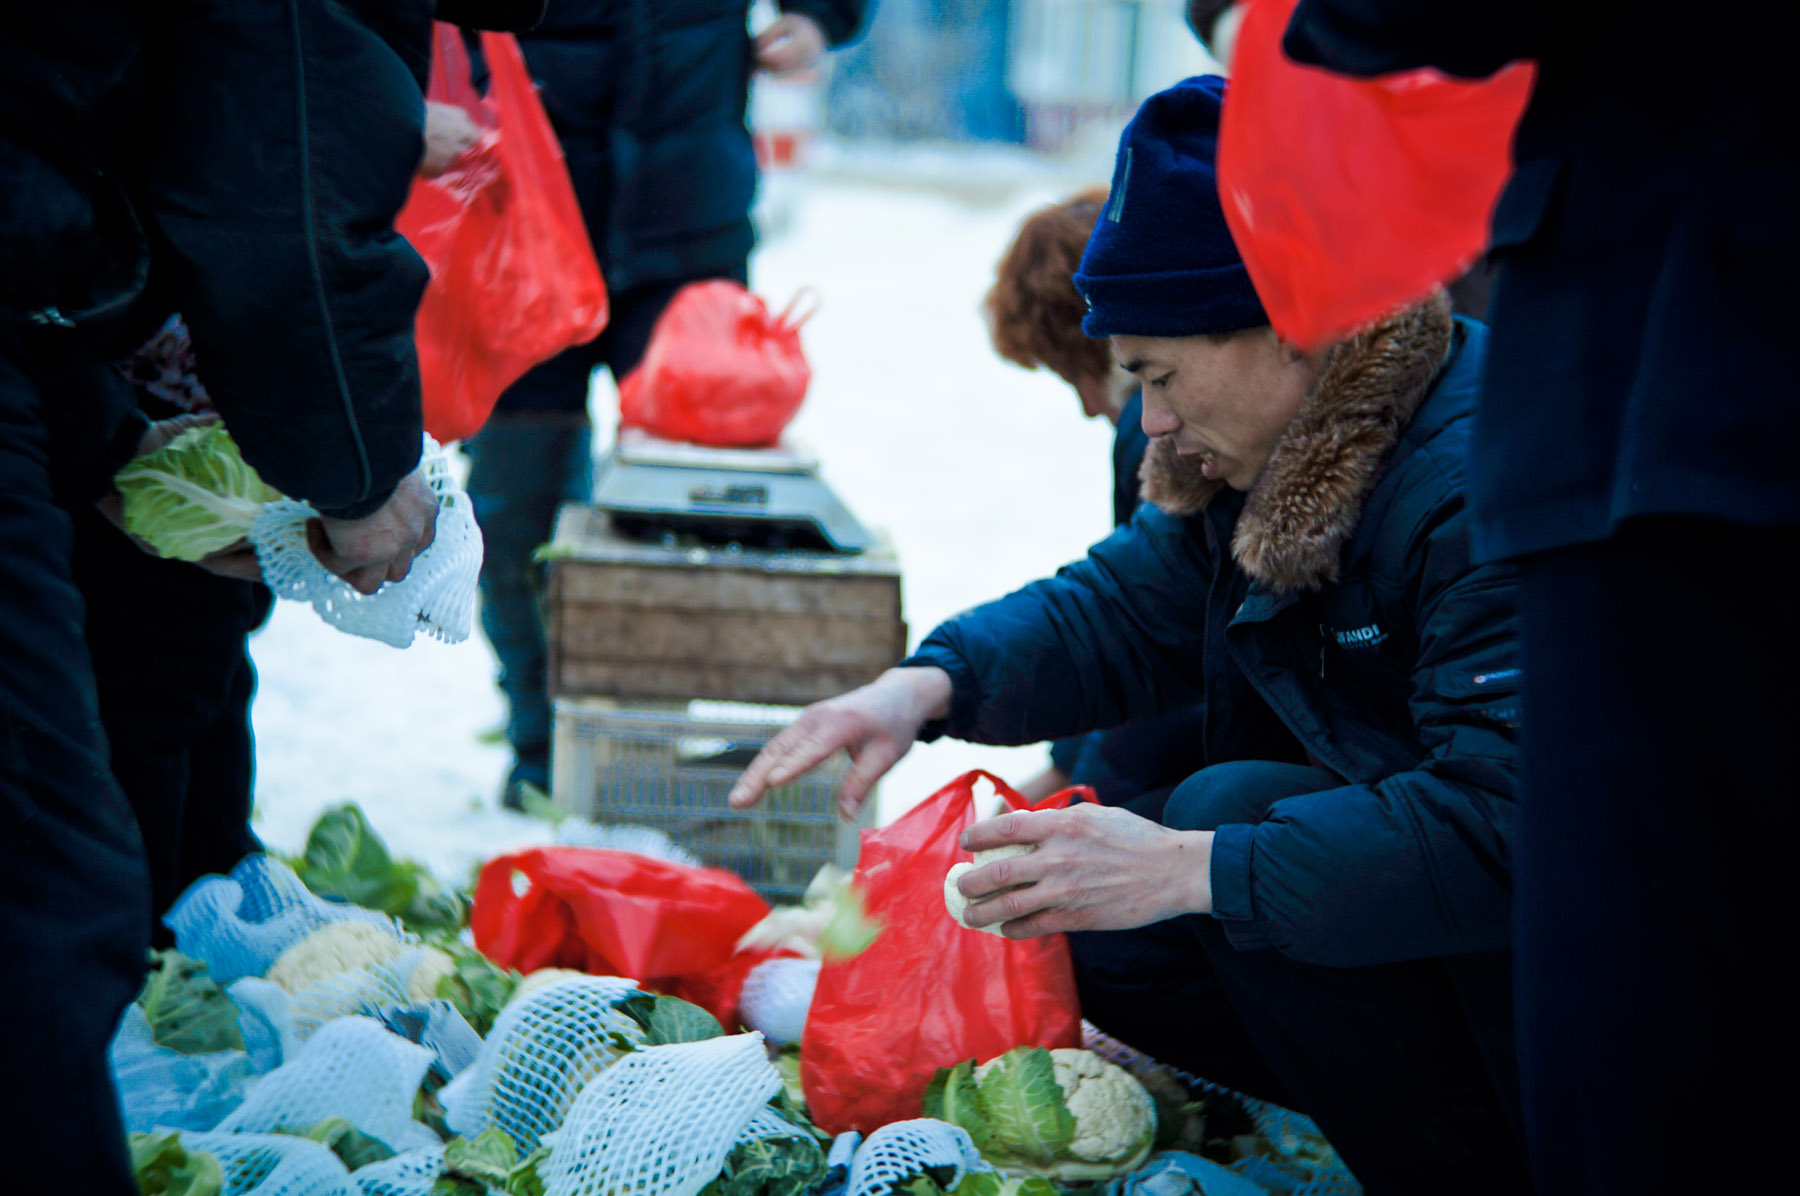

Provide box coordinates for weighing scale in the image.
[591,429,874,553]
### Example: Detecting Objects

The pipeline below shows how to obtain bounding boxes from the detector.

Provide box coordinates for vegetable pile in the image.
[120,804,1348,1196]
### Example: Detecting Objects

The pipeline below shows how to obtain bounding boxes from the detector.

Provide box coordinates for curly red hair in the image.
[985,188,1112,390]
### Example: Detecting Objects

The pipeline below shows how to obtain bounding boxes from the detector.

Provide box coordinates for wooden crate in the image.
[546,504,907,705]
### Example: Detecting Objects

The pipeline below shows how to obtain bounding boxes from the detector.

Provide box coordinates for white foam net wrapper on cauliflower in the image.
[539,1032,782,1196]
[180,1130,356,1196]
[248,437,482,648]
[216,1016,441,1153]
[441,974,647,1152]
[344,1146,448,1196]
[845,1120,988,1196]
[259,919,440,1044]
[166,855,407,986]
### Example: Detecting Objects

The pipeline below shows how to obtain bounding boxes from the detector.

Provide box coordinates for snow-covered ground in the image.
[249,148,1123,882]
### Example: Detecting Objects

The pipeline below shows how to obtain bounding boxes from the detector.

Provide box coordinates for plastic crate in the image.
[551,697,873,902]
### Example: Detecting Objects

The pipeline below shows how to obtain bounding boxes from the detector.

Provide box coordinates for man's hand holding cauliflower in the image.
[945,804,1216,939]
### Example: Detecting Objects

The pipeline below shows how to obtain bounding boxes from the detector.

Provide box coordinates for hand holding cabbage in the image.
[110,419,436,594]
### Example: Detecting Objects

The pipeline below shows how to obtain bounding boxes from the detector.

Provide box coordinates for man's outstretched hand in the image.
[311,469,439,595]
[729,666,953,818]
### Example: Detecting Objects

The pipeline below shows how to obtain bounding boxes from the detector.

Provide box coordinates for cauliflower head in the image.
[265,920,408,994]
[1048,1048,1156,1170]
[944,844,1034,935]
[932,1046,1156,1181]
[406,945,458,1004]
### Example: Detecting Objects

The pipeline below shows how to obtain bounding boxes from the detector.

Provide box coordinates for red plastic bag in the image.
[468,847,780,1029]
[617,282,812,448]
[800,771,1093,1134]
[1217,0,1534,348]
[397,24,609,443]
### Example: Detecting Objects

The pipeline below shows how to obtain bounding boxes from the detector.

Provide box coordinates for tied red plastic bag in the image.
[617,282,813,447]
[469,847,784,1029]
[1217,0,1534,348]
[801,771,1091,1134]
[397,24,609,443]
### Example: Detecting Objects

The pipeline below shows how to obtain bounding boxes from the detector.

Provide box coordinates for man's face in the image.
[1112,328,1319,490]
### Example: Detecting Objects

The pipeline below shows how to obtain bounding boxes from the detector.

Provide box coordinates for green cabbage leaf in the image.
[115,423,283,561]
[137,949,245,1055]
[130,1131,224,1196]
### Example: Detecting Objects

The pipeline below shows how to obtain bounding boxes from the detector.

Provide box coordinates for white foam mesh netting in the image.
[737,957,820,1048]
[284,949,422,1044]
[844,1120,986,1196]
[248,437,482,649]
[166,855,405,986]
[216,1016,439,1154]
[538,1033,781,1196]
[348,1147,447,1196]
[441,974,645,1152]
[181,1131,355,1196]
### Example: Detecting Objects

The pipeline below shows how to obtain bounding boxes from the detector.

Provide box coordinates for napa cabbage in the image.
[115,422,283,561]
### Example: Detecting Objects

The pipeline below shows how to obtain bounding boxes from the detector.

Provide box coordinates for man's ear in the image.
[1274,333,1327,369]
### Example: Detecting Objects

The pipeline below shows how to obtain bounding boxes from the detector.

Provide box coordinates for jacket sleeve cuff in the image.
[313,480,398,522]
[897,644,978,744]
[1208,823,1273,951]
[780,1,863,47]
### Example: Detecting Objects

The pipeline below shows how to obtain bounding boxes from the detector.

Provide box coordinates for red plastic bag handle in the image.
[774,287,822,332]
[426,22,496,127]
[961,769,1099,815]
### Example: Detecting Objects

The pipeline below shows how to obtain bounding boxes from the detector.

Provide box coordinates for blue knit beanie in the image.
[1074,75,1268,338]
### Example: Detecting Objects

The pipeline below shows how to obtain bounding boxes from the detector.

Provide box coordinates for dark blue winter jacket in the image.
[1050,391,1214,805]
[508,0,867,295]
[907,302,1521,968]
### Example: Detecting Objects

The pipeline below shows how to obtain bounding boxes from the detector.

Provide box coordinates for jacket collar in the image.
[1140,293,1455,594]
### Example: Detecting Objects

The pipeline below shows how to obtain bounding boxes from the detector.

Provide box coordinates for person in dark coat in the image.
[730,78,1527,1195]
[463,0,870,806]
[0,2,534,1188]
[984,188,1209,808]
[1278,5,1800,1194]
[75,318,276,948]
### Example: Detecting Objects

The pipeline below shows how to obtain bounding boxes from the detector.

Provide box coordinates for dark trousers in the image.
[1071,761,1530,1196]
[467,268,745,785]
[1,351,149,1196]
[1515,518,1800,1196]
[72,505,272,943]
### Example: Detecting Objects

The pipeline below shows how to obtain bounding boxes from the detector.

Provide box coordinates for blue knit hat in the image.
[1074,75,1268,338]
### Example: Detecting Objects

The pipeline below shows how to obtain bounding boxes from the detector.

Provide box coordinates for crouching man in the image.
[729,78,1526,1195]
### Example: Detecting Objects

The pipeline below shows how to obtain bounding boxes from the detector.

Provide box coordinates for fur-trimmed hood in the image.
[1141,294,1455,593]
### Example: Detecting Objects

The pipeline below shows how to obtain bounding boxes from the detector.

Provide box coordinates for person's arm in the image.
[1206,497,1520,967]
[958,487,1520,961]
[148,0,432,519]
[730,506,1222,816]
[1282,0,1563,80]
[905,504,1220,748]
